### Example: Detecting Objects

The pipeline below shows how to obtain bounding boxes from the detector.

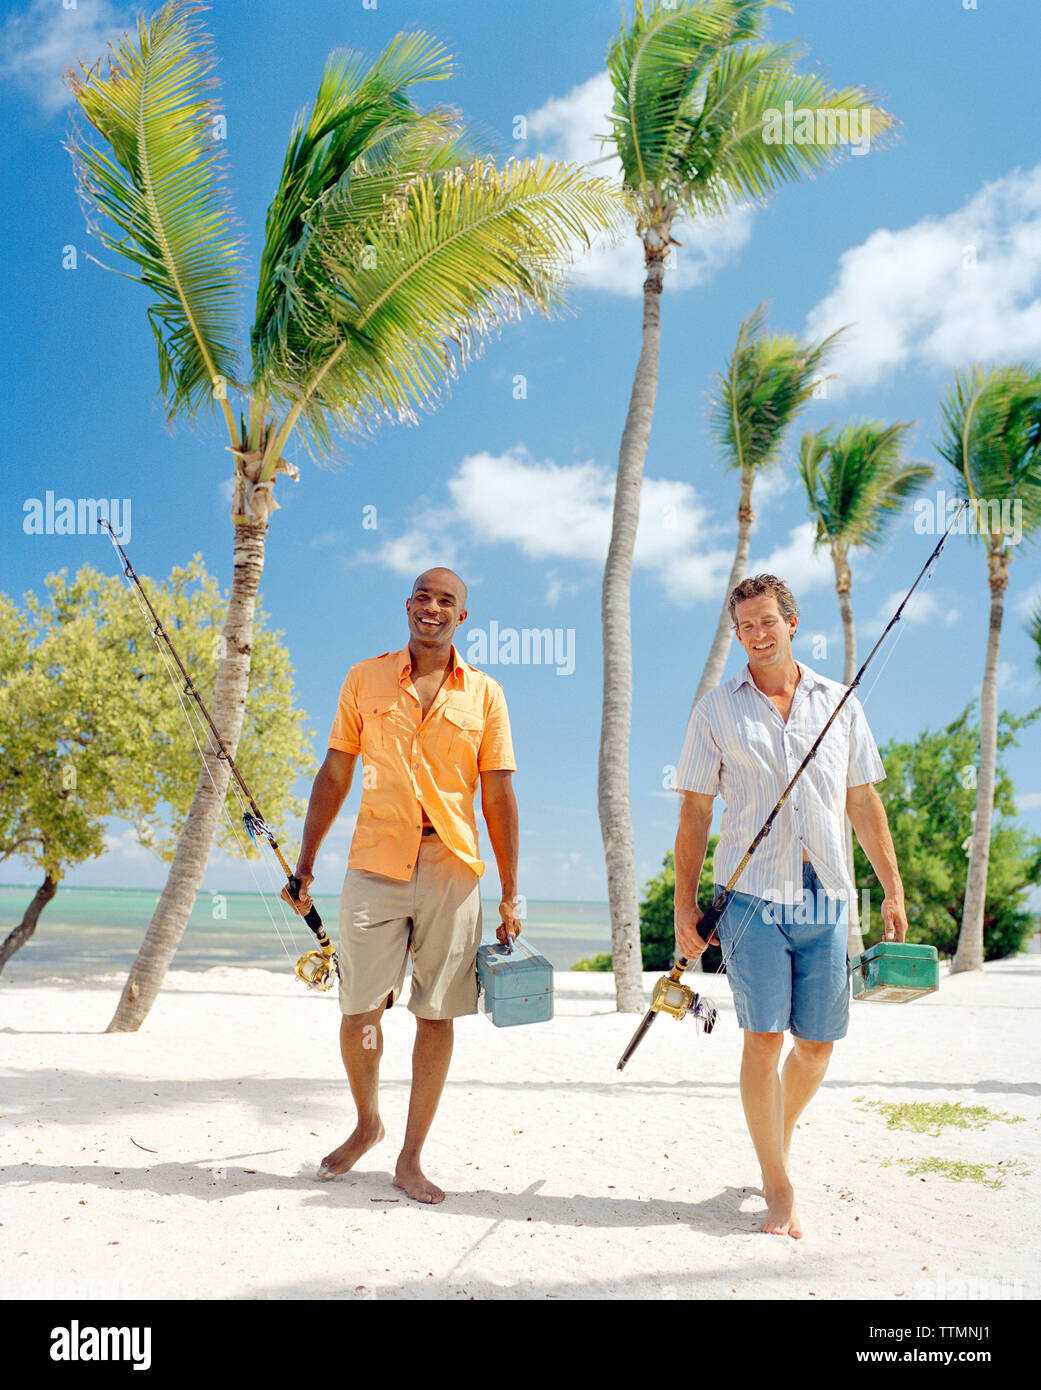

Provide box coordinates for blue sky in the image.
[2,0,1040,911]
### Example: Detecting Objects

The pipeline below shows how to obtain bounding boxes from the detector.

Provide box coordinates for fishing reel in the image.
[651,973,718,1033]
[294,947,339,992]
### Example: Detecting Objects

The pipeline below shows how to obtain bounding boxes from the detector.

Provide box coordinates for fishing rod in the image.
[617,500,969,1072]
[100,519,339,991]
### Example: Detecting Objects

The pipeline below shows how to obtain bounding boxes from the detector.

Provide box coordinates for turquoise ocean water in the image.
[0,885,612,984]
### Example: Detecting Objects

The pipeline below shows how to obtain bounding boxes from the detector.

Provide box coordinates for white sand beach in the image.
[2,958,1038,1302]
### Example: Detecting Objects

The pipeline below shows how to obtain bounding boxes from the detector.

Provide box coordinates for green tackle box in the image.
[851,942,939,1002]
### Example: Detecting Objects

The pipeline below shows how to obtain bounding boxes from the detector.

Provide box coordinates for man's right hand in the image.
[282,870,315,917]
[675,903,716,961]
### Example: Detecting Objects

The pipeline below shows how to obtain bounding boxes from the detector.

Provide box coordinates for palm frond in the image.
[252,111,479,396]
[65,0,242,429]
[260,156,625,468]
[675,47,897,216]
[605,0,758,193]
[252,31,458,389]
[799,420,930,551]
[603,1,896,219]
[936,365,1041,553]
[710,302,843,475]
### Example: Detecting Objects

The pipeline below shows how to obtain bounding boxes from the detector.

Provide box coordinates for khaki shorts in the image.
[337,835,483,1020]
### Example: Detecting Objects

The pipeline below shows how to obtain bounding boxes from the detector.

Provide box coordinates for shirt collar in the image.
[732,660,828,694]
[397,644,465,681]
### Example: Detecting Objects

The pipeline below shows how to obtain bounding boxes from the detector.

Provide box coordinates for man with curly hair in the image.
[673,574,907,1238]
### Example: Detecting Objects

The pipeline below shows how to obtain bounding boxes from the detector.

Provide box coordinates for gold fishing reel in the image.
[294,947,339,992]
[652,972,700,1021]
[650,968,718,1032]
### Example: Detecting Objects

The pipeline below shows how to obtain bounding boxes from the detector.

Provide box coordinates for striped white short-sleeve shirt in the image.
[675,662,885,905]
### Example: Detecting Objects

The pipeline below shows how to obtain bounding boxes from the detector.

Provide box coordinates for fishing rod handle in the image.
[695,893,728,943]
[288,875,329,945]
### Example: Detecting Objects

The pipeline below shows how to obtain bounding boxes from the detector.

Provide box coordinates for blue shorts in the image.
[713,862,850,1041]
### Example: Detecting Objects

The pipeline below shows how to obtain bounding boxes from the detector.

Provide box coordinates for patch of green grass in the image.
[897,1156,1026,1190]
[855,1099,1026,1136]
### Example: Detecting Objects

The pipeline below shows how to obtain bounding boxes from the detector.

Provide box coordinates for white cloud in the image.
[1014,580,1041,618]
[996,661,1030,694]
[544,570,583,607]
[525,70,617,173]
[747,520,835,595]
[355,443,840,609]
[805,165,1041,392]
[0,0,130,114]
[101,826,157,863]
[448,449,613,562]
[861,586,962,638]
[524,70,756,297]
[1017,792,1041,812]
[354,507,460,578]
[447,445,736,604]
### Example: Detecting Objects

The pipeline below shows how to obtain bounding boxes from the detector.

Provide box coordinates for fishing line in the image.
[110,536,307,969]
[100,521,337,988]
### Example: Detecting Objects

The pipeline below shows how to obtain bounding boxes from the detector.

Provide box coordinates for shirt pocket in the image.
[439,702,483,766]
[359,693,401,754]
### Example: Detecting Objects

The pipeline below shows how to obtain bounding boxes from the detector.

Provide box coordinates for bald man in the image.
[284,569,521,1203]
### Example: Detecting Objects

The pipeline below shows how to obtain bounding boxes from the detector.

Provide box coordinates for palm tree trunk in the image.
[831,545,863,954]
[0,873,58,974]
[600,230,668,1013]
[952,554,1007,974]
[833,546,856,686]
[693,471,754,706]
[106,519,268,1031]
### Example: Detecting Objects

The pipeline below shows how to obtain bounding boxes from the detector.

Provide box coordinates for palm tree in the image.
[693,303,842,704]
[797,420,931,957]
[797,421,931,685]
[937,366,1041,974]
[66,2,623,1031]
[597,0,895,1009]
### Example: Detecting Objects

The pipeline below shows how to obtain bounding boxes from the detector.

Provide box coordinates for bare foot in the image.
[760,1180,803,1239]
[317,1121,385,1180]
[393,1158,445,1205]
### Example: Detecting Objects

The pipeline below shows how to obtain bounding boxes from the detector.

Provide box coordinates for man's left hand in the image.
[881,894,908,942]
[496,897,522,946]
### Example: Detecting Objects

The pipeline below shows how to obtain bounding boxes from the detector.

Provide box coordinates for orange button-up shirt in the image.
[327,645,516,882]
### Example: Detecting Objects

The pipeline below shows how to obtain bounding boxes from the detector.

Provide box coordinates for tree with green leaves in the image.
[797,420,931,685]
[936,366,1041,974]
[65,2,623,1030]
[694,304,842,703]
[852,705,1040,961]
[0,564,312,975]
[596,0,895,1011]
[638,838,723,972]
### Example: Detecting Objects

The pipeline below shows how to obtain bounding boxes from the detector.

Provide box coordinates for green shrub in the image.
[639,837,724,973]
[571,952,613,972]
[853,705,1041,959]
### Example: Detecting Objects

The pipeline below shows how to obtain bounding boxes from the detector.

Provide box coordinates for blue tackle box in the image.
[476,936,554,1027]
